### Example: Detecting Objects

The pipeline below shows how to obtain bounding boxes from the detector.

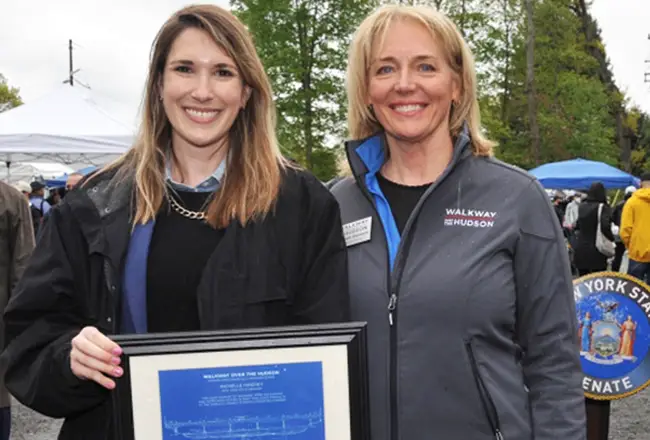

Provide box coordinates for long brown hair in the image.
[346,5,495,156]
[100,4,284,228]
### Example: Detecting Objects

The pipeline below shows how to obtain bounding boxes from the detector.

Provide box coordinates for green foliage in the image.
[0,74,23,112]
[628,110,650,175]
[231,0,376,181]
[234,0,646,178]
[487,0,620,169]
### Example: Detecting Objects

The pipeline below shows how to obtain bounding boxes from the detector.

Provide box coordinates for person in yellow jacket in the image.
[621,172,650,283]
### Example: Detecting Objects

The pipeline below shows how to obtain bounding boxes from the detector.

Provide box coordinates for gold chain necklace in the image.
[167,193,207,221]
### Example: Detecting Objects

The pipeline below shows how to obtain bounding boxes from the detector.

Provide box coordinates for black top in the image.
[376,172,431,234]
[147,190,224,333]
[573,201,614,272]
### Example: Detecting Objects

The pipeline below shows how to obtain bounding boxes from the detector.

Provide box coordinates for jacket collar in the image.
[64,168,134,267]
[344,123,473,180]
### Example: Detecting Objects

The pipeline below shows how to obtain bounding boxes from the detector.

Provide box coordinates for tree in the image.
[524,0,540,165]
[231,0,376,181]
[0,74,22,113]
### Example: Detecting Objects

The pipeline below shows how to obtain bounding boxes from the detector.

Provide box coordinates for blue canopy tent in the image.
[528,158,640,190]
[46,165,98,188]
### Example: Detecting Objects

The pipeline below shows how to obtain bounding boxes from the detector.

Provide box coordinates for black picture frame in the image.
[110,321,370,440]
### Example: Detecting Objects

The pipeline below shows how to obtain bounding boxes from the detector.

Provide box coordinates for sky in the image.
[0,0,230,128]
[0,0,649,128]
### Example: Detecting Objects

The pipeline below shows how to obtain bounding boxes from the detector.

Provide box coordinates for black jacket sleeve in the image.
[513,181,586,440]
[291,176,350,324]
[1,203,108,418]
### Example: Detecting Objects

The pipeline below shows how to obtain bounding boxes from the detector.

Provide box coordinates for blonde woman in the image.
[332,5,585,440]
[1,5,348,439]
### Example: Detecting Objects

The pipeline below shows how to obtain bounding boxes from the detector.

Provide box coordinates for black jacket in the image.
[573,200,614,272]
[612,194,632,227]
[0,166,349,439]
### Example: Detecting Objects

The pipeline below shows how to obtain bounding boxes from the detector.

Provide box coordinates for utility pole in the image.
[645,34,650,85]
[68,39,74,86]
[62,40,88,88]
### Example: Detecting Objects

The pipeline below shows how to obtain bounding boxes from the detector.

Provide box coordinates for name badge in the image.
[343,217,372,247]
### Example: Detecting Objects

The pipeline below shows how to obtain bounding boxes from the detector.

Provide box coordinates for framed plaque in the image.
[110,322,369,440]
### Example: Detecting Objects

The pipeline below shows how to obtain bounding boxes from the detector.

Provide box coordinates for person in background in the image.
[563,193,580,230]
[65,172,84,191]
[573,181,614,276]
[46,188,61,207]
[27,181,51,216]
[552,192,567,228]
[332,5,585,440]
[621,173,650,283]
[611,185,636,272]
[12,181,31,200]
[0,181,35,440]
[563,192,581,248]
[26,181,51,238]
[0,5,348,439]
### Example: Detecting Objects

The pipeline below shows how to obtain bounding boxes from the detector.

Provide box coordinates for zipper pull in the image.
[495,429,504,440]
[387,294,397,326]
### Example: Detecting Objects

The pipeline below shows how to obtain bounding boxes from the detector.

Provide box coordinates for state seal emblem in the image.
[574,272,650,400]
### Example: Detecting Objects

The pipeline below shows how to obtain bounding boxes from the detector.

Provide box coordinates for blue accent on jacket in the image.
[120,221,154,334]
[354,136,401,270]
[119,174,224,334]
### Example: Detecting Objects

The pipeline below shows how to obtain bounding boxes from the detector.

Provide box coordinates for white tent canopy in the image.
[0,162,74,184]
[0,85,135,180]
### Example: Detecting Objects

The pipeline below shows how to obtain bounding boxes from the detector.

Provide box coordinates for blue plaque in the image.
[574,272,650,400]
[158,362,325,439]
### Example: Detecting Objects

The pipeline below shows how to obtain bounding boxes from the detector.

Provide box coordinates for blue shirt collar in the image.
[354,123,472,175]
[165,155,226,193]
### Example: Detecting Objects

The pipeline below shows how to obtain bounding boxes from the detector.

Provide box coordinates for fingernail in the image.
[114,367,123,377]
[111,357,121,365]
[107,381,115,390]
[112,347,122,356]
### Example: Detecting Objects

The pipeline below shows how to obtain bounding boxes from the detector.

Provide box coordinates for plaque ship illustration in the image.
[163,410,324,439]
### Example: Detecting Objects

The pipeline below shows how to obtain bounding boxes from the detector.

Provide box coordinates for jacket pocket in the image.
[465,341,505,440]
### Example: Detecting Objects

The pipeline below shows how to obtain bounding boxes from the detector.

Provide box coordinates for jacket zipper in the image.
[347,134,471,440]
[355,174,453,440]
[355,183,399,440]
[465,341,504,440]
[387,289,398,440]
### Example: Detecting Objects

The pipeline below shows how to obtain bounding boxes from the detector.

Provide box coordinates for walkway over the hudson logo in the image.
[443,208,497,228]
[574,272,650,400]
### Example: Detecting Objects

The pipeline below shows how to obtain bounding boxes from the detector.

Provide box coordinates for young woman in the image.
[332,5,585,440]
[1,5,348,439]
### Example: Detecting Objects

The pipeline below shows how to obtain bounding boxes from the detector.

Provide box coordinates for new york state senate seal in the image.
[574,272,650,400]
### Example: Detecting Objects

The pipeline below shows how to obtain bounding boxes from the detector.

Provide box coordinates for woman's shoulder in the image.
[68,165,134,215]
[278,166,338,213]
[468,156,552,208]
[474,156,538,188]
[280,165,330,196]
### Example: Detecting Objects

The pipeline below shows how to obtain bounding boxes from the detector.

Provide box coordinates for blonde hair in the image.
[99,5,284,228]
[346,4,494,156]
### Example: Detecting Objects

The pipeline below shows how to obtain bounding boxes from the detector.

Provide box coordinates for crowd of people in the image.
[10,173,83,237]
[551,178,650,282]
[0,3,648,440]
